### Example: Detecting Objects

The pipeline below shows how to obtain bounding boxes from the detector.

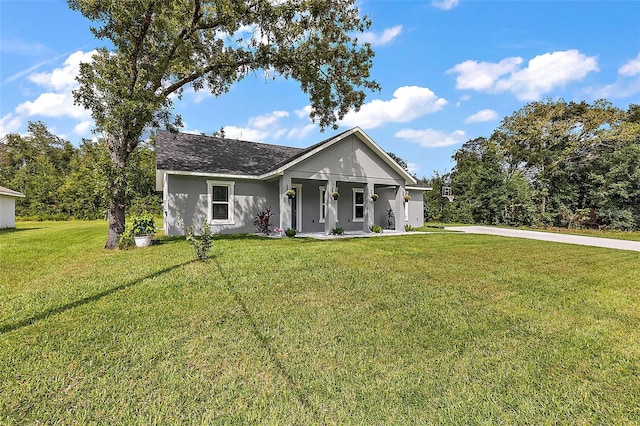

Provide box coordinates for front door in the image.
[291,184,302,231]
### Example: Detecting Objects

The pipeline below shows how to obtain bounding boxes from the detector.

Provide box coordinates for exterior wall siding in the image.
[164,174,279,236]
[0,196,16,229]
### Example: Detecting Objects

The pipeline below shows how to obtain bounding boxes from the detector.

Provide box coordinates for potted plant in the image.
[285,189,296,199]
[403,193,411,202]
[284,228,296,237]
[130,214,156,247]
[332,191,340,200]
[371,193,379,202]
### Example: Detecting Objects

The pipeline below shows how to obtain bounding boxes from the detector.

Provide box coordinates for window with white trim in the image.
[352,188,364,222]
[208,180,235,224]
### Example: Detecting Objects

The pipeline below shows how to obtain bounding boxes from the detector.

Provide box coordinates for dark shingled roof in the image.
[156,130,305,176]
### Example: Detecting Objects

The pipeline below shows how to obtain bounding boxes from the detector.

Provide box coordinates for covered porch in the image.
[276,173,412,235]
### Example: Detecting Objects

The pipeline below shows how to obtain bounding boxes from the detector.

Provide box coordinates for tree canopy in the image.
[69,0,380,248]
[434,100,640,230]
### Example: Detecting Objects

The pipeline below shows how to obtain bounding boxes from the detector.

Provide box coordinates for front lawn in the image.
[1,221,639,423]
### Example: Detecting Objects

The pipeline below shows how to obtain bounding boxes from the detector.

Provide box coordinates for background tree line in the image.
[0,121,159,220]
[425,99,640,231]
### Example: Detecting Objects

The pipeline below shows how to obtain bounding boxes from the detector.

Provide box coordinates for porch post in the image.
[395,183,405,231]
[279,174,292,230]
[324,179,337,235]
[363,181,374,233]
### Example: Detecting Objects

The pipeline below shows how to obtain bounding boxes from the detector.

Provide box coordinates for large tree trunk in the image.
[105,134,129,249]
[105,172,126,249]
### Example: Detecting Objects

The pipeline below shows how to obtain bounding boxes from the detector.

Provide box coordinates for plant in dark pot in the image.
[130,214,156,247]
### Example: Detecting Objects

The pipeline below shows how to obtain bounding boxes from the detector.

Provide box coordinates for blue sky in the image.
[1,0,639,178]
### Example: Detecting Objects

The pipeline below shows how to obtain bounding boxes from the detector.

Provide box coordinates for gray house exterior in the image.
[156,127,427,236]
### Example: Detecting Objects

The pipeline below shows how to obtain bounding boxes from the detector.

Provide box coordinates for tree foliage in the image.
[68,0,380,248]
[437,100,640,230]
[0,122,159,220]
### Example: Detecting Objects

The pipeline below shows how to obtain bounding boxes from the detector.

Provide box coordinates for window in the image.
[207,180,235,224]
[352,188,364,222]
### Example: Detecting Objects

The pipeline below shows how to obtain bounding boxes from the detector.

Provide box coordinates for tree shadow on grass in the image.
[213,259,323,423]
[0,260,196,335]
[0,227,44,234]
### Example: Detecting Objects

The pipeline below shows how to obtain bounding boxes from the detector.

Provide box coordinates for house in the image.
[156,127,428,236]
[0,186,25,229]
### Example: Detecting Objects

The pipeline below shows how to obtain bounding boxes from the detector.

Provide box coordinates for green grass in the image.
[1,221,640,423]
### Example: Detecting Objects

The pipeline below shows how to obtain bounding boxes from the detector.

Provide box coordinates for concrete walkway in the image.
[445,226,640,252]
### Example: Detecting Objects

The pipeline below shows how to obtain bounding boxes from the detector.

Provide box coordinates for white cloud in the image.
[0,113,22,137]
[498,50,599,100]
[360,25,403,46]
[394,128,466,148]
[29,50,95,91]
[464,109,498,123]
[448,50,599,101]
[73,120,94,135]
[432,0,459,10]
[221,126,269,141]
[340,86,447,129]
[248,110,289,128]
[448,57,523,91]
[16,92,91,120]
[287,124,316,140]
[294,105,312,119]
[620,53,640,76]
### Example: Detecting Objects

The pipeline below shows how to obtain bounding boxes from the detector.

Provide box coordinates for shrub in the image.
[370,224,382,233]
[284,228,296,237]
[186,221,214,260]
[404,224,415,231]
[118,232,135,250]
[331,227,344,235]
[254,207,273,234]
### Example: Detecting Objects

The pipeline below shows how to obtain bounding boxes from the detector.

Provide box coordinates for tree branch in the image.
[151,0,203,93]
[129,2,156,96]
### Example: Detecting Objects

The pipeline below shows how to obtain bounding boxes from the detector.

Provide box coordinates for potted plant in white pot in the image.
[130,214,156,247]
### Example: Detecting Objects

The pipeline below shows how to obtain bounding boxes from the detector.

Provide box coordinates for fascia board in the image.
[159,169,263,180]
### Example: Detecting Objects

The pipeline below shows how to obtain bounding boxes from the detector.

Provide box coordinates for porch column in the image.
[279,174,292,230]
[363,181,374,233]
[324,179,337,235]
[395,183,405,231]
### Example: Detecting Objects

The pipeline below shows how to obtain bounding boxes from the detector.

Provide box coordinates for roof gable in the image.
[266,127,417,184]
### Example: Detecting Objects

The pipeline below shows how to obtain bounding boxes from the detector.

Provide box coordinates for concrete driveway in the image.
[445,226,640,252]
